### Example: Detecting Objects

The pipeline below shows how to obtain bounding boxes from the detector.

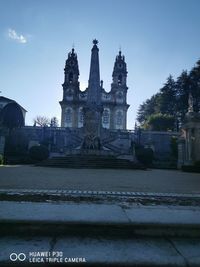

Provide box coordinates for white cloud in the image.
[8,28,27,44]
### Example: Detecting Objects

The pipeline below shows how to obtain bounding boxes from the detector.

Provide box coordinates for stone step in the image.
[1,220,199,239]
[1,202,200,266]
[1,202,200,238]
[37,156,142,169]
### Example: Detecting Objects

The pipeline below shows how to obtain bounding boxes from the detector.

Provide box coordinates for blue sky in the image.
[0,0,200,128]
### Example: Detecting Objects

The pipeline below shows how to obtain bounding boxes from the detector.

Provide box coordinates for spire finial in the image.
[93,39,98,45]
[71,43,75,54]
[118,46,122,58]
[72,42,75,49]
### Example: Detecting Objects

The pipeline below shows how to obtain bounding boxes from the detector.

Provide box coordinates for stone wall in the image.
[139,130,179,160]
[1,126,178,162]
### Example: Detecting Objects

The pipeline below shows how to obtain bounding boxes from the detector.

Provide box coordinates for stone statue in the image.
[188,93,194,113]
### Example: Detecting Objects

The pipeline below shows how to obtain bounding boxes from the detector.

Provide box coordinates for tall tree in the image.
[33,116,50,127]
[189,59,200,111]
[50,117,59,127]
[136,58,200,130]
[158,75,177,116]
[175,70,190,122]
[137,93,160,125]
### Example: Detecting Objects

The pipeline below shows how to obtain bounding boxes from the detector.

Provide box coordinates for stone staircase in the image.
[37,155,141,169]
[70,134,83,148]
[103,143,127,154]
[1,200,200,266]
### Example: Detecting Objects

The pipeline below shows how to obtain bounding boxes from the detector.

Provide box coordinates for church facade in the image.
[60,41,129,130]
[0,40,180,163]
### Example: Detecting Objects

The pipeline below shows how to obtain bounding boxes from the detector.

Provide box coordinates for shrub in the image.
[171,136,178,159]
[145,113,175,131]
[182,165,200,173]
[29,145,49,161]
[194,161,200,167]
[135,147,154,166]
[0,154,3,165]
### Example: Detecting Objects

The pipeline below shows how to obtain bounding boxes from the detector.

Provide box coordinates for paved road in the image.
[0,165,199,194]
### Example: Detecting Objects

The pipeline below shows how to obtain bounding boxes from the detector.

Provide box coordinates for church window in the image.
[103,109,110,124]
[116,92,123,103]
[118,74,122,85]
[116,110,123,125]
[69,72,73,83]
[118,92,123,99]
[79,107,84,123]
[78,107,84,128]
[66,108,72,123]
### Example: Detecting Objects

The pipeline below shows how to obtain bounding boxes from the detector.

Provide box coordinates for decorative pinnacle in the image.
[93,39,98,45]
[188,92,194,113]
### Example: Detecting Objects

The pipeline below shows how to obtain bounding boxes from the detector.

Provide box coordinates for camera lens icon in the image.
[10,253,26,262]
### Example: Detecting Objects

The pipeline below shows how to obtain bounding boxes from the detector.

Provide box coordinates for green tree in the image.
[136,58,200,129]
[145,113,175,131]
[189,60,200,112]
[175,70,190,122]
[137,93,160,125]
[158,75,177,116]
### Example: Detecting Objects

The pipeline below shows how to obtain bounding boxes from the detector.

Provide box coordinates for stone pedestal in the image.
[178,111,200,167]
[82,106,103,150]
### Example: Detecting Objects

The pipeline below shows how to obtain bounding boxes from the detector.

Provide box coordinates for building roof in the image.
[0,96,27,112]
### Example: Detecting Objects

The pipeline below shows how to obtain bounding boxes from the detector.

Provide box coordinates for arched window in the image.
[118,74,122,85]
[79,108,83,123]
[78,107,84,127]
[103,109,109,124]
[102,109,110,129]
[69,72,73,83]
[65,108,72,127]
[116,110,123,129]
[116,92,123,103]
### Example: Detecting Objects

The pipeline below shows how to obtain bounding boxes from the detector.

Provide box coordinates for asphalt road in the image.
[0,165,199,194]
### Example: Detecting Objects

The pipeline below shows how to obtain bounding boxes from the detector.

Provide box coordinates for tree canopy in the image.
[137,59,200,130]
[33,116,59,127]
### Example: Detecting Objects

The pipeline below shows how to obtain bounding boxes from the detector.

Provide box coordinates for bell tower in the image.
[112,50,127,87]
[60,48,80,127]
[111,50,129,130]
[63,48,79,95]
